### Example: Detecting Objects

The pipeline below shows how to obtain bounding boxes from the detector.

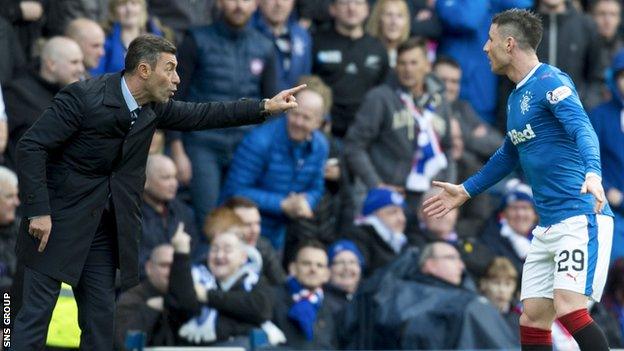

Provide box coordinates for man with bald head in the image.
[140,154,201,273]
[2,36,84,169]
[65,18,105,76]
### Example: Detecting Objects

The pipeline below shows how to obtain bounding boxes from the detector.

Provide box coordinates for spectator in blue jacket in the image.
[435,0,533,125]
[254,0,312,92]
[590,48,624,262]
[92,0,171,75]
[221,85,329,250]
[177,0,278,229]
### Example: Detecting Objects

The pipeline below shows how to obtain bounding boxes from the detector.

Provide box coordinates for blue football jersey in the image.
[463,64,613,226]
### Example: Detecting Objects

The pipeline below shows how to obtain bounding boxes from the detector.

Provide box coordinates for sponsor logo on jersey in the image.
[508,124,536,145]
[520,90,532,115]
[546,86,572,104]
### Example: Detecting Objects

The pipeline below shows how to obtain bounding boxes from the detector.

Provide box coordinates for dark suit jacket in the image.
[15,72,265,289]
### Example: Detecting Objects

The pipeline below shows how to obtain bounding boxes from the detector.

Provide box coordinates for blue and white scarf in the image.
[286,276,324,341]
[178,264,259,344]
[398,90,447,192]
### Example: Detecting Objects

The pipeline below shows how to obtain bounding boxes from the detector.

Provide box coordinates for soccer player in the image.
[422,9,614,351]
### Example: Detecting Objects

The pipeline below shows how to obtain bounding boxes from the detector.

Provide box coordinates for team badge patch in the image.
[520,90,532,115]
[546,86,572,104]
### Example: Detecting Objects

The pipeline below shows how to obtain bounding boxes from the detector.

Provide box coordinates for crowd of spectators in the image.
[1,0,624,349]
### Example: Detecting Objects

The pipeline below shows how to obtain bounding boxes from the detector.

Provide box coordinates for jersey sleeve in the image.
[539,76,602,177]
[462,136,519,197]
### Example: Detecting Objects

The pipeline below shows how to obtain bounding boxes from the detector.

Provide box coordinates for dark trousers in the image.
[12,209,118,350]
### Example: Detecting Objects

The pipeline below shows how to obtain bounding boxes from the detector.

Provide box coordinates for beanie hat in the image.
[327,239,365,268]
[362,187,405,216]
[501,179,534,209]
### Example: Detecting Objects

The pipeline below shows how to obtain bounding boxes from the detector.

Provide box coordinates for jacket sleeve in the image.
[343,90,387,188]
[207,276,275,325]
[223,129,287,215]
[155,99,265,131]
[166,253,202,324]
[16,83,85,217]
[435,0,489,33]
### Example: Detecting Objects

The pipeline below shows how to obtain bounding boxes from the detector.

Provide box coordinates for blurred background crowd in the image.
[0,0,623,349]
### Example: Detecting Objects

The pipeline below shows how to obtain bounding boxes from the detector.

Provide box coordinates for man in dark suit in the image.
[12,34,305,350]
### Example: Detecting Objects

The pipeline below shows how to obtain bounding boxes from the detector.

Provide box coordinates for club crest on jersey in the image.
[508,124,536,145]
[546,86,572,104]
[520,91,532,115]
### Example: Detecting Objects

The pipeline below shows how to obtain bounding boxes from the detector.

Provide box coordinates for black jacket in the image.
[256,236,286,286]
[3,71,62,169]
[15,72,265,289]
[167,253,274,344]
[114,280,176,350]
[347,223,404,278]
[139,198,202,274]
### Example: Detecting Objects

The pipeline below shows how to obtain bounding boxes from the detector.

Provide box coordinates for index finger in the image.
[283,84,307,96]
[38,231,49,252]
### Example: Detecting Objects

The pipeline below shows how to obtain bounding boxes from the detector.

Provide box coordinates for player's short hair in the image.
[125,34,176,72]
[433,55,461,71]
[397,37,428,58]
[492,9,543,51]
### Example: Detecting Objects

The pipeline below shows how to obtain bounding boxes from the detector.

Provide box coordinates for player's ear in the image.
[505,37,514,53]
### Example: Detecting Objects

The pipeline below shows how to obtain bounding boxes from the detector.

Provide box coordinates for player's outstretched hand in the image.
[422,181,470,219]
[581,174,606,214]
[264,84,307,114]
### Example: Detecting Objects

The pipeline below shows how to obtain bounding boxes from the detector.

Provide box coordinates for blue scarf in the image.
[286,276,323,341]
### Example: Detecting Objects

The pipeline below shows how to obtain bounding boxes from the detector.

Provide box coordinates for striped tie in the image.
[130,108,139,127]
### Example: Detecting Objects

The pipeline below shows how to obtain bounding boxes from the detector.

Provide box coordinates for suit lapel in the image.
[128,105,157,137]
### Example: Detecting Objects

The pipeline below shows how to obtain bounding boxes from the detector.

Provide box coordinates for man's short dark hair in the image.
[223,196,259,210]
[492,9,543,51]
[292,239,326,263]
[433,55,461,71]
[397,37,428,58]
[125,34,176,72]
